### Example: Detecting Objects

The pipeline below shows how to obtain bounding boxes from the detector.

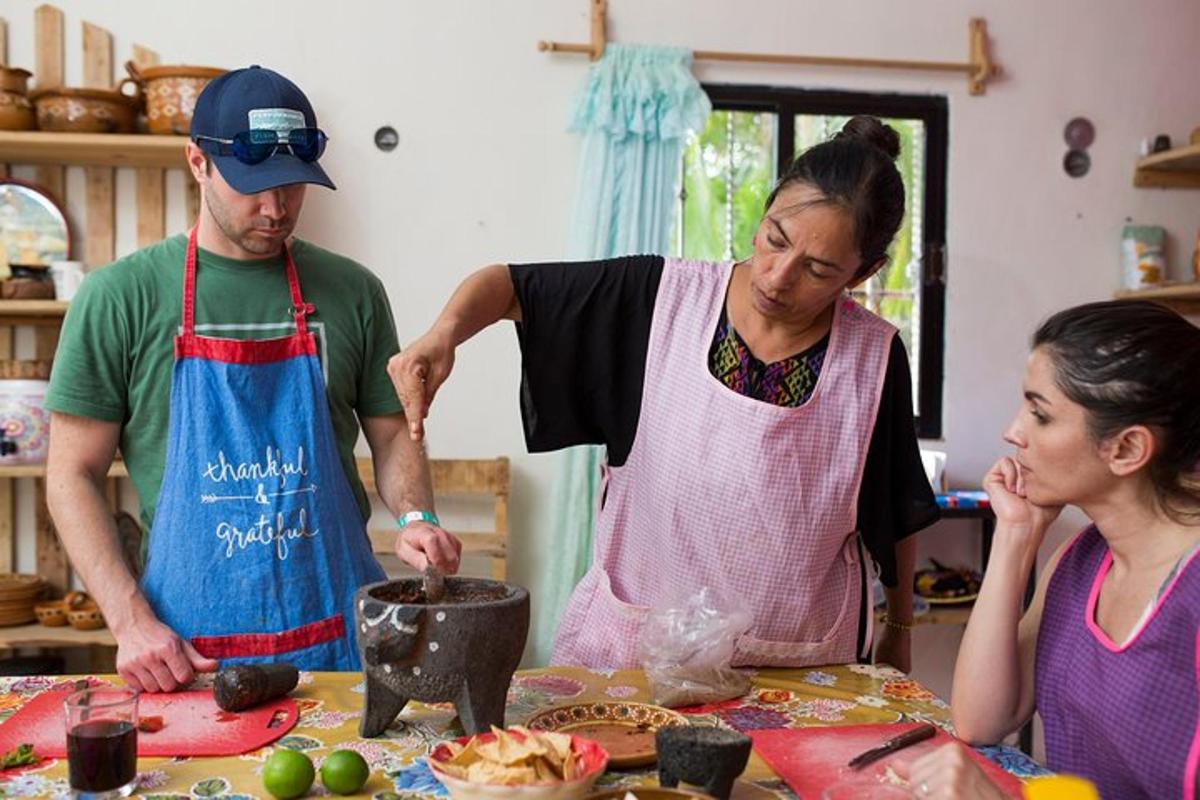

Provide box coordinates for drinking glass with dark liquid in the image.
[64,687,139,799]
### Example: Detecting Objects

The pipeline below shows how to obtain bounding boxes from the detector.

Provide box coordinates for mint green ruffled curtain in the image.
[528,44,710,664]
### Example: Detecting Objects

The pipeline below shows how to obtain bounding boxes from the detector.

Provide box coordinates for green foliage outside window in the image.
[673,112,926,397]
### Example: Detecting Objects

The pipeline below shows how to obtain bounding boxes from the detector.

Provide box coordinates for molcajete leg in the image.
[703,772,739,800]
[658,768,681,788]
[455,676,509,735]
[360,671,410,738]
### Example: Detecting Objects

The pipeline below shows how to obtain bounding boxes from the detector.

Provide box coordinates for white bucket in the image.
[0,379,51,464]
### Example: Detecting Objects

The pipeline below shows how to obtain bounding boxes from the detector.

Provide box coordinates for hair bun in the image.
[836,115,901,160]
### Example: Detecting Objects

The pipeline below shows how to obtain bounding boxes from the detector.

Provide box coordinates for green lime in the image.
[262,748,315,800]
[320,749,371,795]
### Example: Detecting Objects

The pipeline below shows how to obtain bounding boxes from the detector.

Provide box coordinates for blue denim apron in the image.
[140,228,385,670]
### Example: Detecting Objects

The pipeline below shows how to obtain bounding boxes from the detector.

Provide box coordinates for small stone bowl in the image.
[656,727,752,800]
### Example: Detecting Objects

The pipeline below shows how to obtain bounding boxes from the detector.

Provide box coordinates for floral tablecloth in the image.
[0,664,1047,799]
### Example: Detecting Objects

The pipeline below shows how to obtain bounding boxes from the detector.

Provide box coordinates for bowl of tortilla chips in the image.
[428,726,609,800]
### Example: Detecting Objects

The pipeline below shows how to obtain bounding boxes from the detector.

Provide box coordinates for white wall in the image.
[5,0,1200,705]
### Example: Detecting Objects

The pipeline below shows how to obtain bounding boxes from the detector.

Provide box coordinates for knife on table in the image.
[846,723,938,769]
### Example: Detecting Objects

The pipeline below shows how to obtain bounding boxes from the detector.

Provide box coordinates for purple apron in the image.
[1036,525,1200,799]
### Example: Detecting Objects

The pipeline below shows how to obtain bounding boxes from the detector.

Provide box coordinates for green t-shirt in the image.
[46,234,403,539]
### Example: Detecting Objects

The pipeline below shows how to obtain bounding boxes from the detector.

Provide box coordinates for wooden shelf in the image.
[1114,283,1200,315]
[1133,142,1200,188]
[0,622,115,649]
[0,300,69,327]
[0,131,188,169]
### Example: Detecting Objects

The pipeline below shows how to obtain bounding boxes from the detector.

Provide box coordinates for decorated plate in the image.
[924,592,978,606]
[914,560,981,605]
[524,702,689,768]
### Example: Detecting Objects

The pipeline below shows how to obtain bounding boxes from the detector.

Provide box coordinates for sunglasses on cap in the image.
[193,128,328,165]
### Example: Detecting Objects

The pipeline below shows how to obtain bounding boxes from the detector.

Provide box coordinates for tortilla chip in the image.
[433,726,584,786]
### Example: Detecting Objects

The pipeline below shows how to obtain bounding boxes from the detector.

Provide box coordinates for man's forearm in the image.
[46,471,154,636]
[376,433,436,519]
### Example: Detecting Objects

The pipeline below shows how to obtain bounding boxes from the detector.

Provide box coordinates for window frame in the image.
[699,84,948,439]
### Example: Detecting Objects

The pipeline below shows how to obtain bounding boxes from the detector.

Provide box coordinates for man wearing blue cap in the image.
[45,66,461,691]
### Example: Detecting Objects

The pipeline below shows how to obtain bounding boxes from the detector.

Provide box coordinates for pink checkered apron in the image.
[550,258,895,669]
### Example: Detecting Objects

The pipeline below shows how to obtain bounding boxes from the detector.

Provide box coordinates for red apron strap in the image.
[183,228,312,337]
[183,226,199,336]
[282,244,312,336]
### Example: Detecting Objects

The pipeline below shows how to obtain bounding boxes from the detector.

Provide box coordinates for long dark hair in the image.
[766,115,905,278]
[1034,300,1200,523]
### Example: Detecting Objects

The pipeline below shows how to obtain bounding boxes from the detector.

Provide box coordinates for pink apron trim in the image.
[1185,628,1200,800]
[191,613,345,659]
[1086,537,1200,653]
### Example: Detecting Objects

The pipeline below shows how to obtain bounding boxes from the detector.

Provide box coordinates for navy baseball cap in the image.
[190,65,335,194]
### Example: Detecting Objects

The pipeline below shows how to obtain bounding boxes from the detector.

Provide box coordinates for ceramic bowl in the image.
[584,790,712,800]
[31,83,140,133]
[124,61,225,135]
[35,590,90,628]
[428,731,608,800]
[67,604,105,631]
[0,91,35,131]
[33,601,67,626]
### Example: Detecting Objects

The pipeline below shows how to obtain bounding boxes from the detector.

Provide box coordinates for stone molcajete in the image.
[355,577,530,737]
[656,726,753,800]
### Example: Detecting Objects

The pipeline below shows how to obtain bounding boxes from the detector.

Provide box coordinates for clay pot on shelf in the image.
[34,590,89,627]
[0,66,36,131]
[30,81,141,133]
[2,263,56,300]
[125,61,225,135]
[67,604,106,631]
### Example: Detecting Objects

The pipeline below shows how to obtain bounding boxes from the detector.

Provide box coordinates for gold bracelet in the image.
[880,614,914,632]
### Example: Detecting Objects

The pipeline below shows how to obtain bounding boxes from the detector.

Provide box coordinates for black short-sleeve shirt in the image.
[509,255,939,587]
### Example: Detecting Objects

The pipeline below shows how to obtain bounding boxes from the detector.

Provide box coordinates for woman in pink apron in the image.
[908,300,1200,800]
[392,116,938,671]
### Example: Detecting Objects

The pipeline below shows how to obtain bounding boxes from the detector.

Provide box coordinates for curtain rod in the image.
[538,2,1000,96]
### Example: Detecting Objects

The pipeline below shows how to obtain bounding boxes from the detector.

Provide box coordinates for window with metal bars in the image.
[671,85,948,438]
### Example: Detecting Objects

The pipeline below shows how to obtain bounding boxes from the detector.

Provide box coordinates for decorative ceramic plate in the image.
[525,702,689,768]
[915,561,981,605]
[0,572,44,600]
[0,179,71,266]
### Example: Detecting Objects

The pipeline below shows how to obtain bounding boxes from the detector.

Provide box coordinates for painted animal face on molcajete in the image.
[355,577,530,737]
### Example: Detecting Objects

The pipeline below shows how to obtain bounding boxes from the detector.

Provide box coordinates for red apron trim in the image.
[191,614,345,659]
[182,226,311,337]
[175,332,316,364]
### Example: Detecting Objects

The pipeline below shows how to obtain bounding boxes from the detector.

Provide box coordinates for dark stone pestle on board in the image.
[213,663,300,712]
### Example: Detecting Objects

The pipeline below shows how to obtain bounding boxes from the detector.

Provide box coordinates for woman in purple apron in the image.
[140,228,386,670]
[907,300,1200,799]
[388,116,939,672]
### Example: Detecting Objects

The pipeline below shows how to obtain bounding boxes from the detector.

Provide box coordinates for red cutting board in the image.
[750,724,1024,799]
[0,689,298,757]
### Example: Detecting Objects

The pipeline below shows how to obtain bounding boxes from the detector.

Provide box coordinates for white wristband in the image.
[397,510,439,528]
